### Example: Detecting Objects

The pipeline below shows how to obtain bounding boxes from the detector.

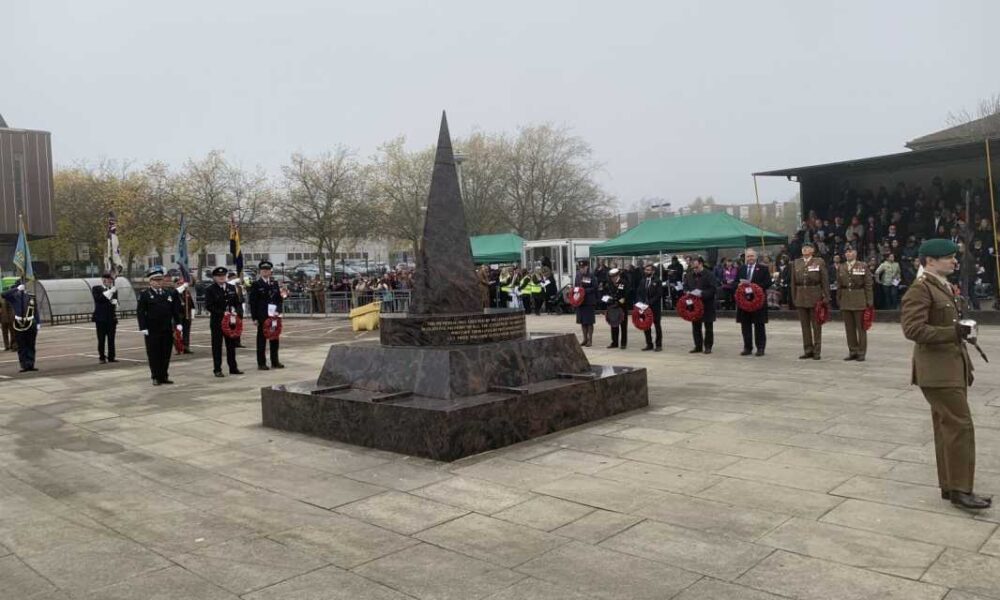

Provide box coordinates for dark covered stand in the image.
[261,113,648,461]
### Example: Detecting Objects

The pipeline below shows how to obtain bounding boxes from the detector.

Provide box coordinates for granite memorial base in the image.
[260,333,648,461]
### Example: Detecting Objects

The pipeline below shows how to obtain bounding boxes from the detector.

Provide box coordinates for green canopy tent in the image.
[590,212,787,257]
[470,233,525,264]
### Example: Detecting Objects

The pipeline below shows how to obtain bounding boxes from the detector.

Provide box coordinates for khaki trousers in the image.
[842,310,867,358]
[796,307,822,355]
[922,386,975,493]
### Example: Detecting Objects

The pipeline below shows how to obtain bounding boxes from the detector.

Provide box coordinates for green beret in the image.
[918,238,958,258]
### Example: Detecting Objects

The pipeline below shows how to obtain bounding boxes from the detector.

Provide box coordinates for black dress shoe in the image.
[812,355,821,360]
[620,346,627,350]
[108,358,118,363]
[607,343,619,349]
[855,356,866,362]
[641,346,654,352]
[161,379,174,384]
[152,380,162,386]
[214,371,224,378]
[703,348,712,354]
[654,347,662,352]
[951,491,992,509]
[230,370,244,375]
[689,348,702,354]
[843,355,856,361]
[26,367,38,371]
[755,350,765,356]
[273,363,285,369]
[941,490,951,500]
[798,353,813,359]
[258,364,270,371]
[183,349,194,354]
[740,349,752,356]
[99,358,107,364]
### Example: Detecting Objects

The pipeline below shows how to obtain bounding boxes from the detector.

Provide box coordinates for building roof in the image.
[0,113,7,128]
[754,138,1000,179]
[906,113,1000,151]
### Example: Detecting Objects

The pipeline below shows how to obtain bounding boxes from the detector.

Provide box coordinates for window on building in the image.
[226,254,234,263]
[207,254,217,267]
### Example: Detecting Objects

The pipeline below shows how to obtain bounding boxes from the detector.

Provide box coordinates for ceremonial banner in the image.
[176,214,191,283]
[105,211,124,274]
[13,216,34,281]
[229,216,243,276]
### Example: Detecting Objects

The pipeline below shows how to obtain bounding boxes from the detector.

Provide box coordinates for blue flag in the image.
[177,214,191,283]
[12,217,34,281]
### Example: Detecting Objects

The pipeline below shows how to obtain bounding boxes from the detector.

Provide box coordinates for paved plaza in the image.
[1,314,1000,599]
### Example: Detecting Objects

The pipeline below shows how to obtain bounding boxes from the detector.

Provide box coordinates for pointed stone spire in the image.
[409,112,483,315]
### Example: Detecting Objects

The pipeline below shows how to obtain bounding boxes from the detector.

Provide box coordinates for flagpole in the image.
[985,139,1000,308]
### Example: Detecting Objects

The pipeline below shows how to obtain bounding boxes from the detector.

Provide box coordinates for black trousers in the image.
[692,321,714,350]
[210,317,238,373]
[16,327,37,369]
[256,321,280,366]
[181,318,192,351]
[643,308,663,348]
[740,321,767,351]
[144,332,172,381]
[610,322,628,347]
[96,320,116,360]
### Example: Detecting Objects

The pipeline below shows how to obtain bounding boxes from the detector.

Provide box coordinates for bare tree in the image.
[454,131,508,235]
[370,137,434,260]
[281,149,366,277]
[947,93,1000,134]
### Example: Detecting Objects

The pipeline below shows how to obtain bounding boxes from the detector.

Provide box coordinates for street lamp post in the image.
[454,152,466,200]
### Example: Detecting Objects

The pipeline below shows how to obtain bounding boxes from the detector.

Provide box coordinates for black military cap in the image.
[258,260,273,270]
[211,266,228,277]
[146,267,165,279]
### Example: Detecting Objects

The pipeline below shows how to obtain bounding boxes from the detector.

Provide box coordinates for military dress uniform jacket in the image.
[205,284,244,319]
[900,275,973,388]
[91,285,118,323]
[836,261,874,310]
[608,278,632,310]
[791,257,830,307]
[136,288,181,334]
[248,278,283,322]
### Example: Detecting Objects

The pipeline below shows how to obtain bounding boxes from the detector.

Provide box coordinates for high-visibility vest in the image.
[519,276,542,294]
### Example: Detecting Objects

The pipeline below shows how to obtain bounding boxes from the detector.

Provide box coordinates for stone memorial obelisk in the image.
[261,112,647,461]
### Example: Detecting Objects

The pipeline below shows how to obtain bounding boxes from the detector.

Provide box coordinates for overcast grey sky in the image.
[3,1,996,209]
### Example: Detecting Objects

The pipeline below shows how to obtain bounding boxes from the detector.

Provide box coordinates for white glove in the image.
[691,289,702,297]
[176,283,188,294]
[267,303,278,317]
[634,302,649,311]
[175,324,183,332]
[36,324,41,330]
[111,299,119,306]
[17,284,25,291]
[141,329,149,336]
[102,289,115,300]
[601,295,612,303]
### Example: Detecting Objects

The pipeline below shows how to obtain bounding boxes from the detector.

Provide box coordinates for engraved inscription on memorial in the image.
[420,312,525,344]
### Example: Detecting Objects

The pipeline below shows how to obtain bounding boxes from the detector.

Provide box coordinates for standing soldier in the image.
[604,268,630,349]
[836,245,873,361]
[137,268,182,385]
[174,277,194,354]
[91,272,119,364]
[249,260,285,370]
[636,262,664,352]
[683,257,718,354]
[736,249,770,356]
[791,241,829,359]
[901,239,991,509]
[574,259,598,347]
[206,267,244,377]
[2,282,39,372]
[1,285,17,353]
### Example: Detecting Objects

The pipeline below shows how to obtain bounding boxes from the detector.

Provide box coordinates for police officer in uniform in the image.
[574,259,598,347]
[836,245,873,361]
[605,268,630,349]
[683,257,717,354]
[900,239,991,509]
[205,266,244,377]
[91,272,119,363]
[137,268,182,385]
[249,260,284,370]
[791,241,829,359]
[174,277,195,354]
[2,282,40,372]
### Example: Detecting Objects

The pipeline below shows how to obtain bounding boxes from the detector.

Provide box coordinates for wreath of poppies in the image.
[814,300,830,325]
[631,306,654,330]
[676,294,704,323]
[568,286,586,307]
[862,305,875,331]
[221,312,243,339]
[263,316,283,340]
[172,328,185,354]
[735,282,765,313]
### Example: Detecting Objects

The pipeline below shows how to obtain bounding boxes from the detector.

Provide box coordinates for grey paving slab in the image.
[173,535,329,595]
[982,527,1000,557]
[594,460,722,494]
[822,499,997,552]
[78,565,239,600]
[492,495,593,531]
[551,509,642,544]
[782,432,899,457]
[452,457,572,489]
[533,474,666,513]
[922,548,1000,598]
[482,577,594,600]
[695,477,844,519]
[216,460,386,508]
[242,565,413,600]
[600,519,773,580]
[526,449,625,475]
[102,507,255,556]
[677,433,786,459]
[343,459,452,491]
[0,515,119,556]
[411,476,533,514]
[516,540,701,600]
[622,443,742,472]
[415,513,568,567]
[613,413,714,434]
[606,426,692,445]
[634,491,789,540]
[281,446,393,475]
[337,491,468,534]
[0,554,57,599]
[759,517,943,579]
[737,550,947,600]
[269,512,420,568]
[830,475,973,516]
[18,537,171,594]
[768,446,897,476]
[550,431,653,456]
[673,578,790,600]
[354,543,525,600]
[716,458,854,492]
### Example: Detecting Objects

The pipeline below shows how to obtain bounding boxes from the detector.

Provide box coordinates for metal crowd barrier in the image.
[193,290,411,317]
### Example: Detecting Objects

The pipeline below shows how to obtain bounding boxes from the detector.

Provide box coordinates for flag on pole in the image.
[229,215,243,277]
[105,211,124,275]
[12,215,34,281]
[176,214,191,284]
